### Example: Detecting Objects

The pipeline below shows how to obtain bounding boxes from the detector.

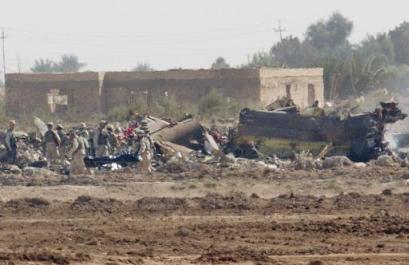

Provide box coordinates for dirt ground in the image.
[0,163,408,265]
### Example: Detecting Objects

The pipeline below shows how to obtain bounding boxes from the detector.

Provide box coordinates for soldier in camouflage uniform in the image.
[56,124,69,161]
[136,120,154,174]
[68,130,88,175]
[93,120,109,158]
[43,122,61,166]
[5,120,17,164]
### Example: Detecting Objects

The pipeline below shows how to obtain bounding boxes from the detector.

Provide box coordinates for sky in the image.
[0,0,408,75]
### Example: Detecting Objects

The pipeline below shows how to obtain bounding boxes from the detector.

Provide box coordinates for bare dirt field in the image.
[0,164,408,265]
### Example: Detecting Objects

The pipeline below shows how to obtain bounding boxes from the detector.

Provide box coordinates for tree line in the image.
[213,12,409,99]
[31,55,86,73]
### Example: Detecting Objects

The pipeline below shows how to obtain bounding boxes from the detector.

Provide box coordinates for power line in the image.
[4,22,273,40]
[2,24,278,72]
[3,28,275,59]
[7,27,275,45]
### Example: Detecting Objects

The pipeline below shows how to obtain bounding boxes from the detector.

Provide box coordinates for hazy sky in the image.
[1,0,408,74]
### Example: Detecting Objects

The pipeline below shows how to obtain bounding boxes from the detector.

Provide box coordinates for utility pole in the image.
[274,20,286,42]
[1,28,6,83]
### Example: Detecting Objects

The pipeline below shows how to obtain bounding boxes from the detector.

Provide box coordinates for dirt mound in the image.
[196,247,270,264]
[367,215,409,235]
[159,162,193,174]
[135,197,188,212]
[197,192,253,210]
[71,195,123,213]
[382,189,393,196]
[271,215,409,236]
[0,174,27,186]
[59,175,101,186]
[269,194,324,212]
[333,192,384,210]
[175,226,191,237]
[2,191,407,217]
[323,156,353,169]
[0,250,90,265]
[5,197,50,210]
[309,261,324,265]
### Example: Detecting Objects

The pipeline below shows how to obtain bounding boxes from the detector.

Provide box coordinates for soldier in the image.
[129,129,142,154]
[107,125,119,155]
[4,120,17,164]
[78,123,90,156]
[78,123,89,138]
[136,121,154,174]
[67,130,88,175]
[43,122,61,166]
[311,100,325,117]
[56,124,69,160]
[93,120,109,158]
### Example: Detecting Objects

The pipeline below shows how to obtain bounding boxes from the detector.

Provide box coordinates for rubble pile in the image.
[0,100,407,176]
[0,131,47,174]
[15,135,45,169]
[322,156,353,169]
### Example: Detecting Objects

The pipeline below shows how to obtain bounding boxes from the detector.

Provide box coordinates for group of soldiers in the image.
[92,119,155,173]
[4,117,155,175]
[42,122,88,175]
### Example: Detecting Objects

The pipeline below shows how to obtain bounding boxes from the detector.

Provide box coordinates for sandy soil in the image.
[0,164,408,264]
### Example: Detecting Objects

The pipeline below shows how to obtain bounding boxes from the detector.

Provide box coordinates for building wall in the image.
[101,69,261,112]
[259,68,324,109]
[5,68,325,118]
[5,72,102,118]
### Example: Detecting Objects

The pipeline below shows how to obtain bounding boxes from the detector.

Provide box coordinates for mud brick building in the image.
[5,68,324,118]
[5,72,105,118]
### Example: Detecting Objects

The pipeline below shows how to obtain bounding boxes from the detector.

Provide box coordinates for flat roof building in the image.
[5,67,324,118]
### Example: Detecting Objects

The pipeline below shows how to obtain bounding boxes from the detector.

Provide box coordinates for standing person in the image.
[78,123,89,138]
[67,130,88,175]
[78,123,90,156]
[93,120,109,158]
[107,125,119,155]
[136,121,154,174]
[130,129,142,154]
[56,124,69,160]
[43,122,61,166]
[311,100,325,117]
[4,120,17,164]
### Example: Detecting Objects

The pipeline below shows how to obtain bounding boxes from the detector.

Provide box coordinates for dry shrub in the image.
[197,88,250,121]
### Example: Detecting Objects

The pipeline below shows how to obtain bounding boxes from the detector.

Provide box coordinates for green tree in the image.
[55,54,86,72]
[384,64,409,91]
[31,55,86,73]
[317,51,391,99]
[344,54,391,95]
[31,59,57,72]
[241,51,281,68]
[306,12,353,50]
[316,55,348,100]
[271,36,304,67]
[133,62,154,72]
[270,36,319,67]
[358,34,395,65]
[211,57,230,69]
[389,22,409,65]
